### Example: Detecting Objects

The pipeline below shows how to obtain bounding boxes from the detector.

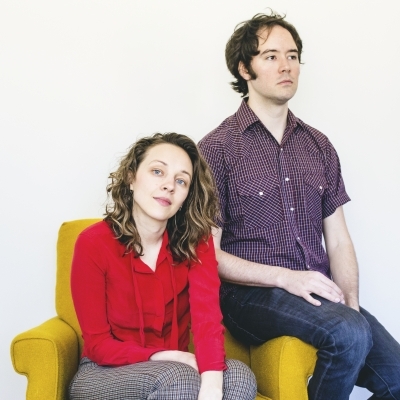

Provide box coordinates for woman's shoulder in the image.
[77,220,115,243]
[193,235,216,262]
[195,235,214,250]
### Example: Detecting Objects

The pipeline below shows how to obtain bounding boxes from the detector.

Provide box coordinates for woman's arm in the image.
[198,371,223,400]
[187,236,226,398]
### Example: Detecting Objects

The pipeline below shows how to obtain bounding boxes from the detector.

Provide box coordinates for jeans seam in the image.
[228,291,340,400]
[363,360,397,400]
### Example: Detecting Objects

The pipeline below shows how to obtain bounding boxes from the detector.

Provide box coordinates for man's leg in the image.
[221,286,372,400]
[355,307,400,399]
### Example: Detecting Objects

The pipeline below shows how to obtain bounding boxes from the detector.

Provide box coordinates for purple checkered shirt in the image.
[198,100,350,287]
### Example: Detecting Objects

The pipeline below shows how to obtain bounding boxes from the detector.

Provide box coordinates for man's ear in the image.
[238,61,251,81]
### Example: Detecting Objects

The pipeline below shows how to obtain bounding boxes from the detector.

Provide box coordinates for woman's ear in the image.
[127,171,135,191]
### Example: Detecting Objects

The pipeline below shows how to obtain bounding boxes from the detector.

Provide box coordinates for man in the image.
[198,12,400,400]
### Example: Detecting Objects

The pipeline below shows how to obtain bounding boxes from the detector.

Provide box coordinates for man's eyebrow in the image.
[260,48,299,56]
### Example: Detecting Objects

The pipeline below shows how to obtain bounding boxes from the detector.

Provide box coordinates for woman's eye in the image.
[153,169,162,175]
[176,179,186,186]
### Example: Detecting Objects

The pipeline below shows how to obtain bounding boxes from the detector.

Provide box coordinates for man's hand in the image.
[150,350,198,371]
[278,268,345,306]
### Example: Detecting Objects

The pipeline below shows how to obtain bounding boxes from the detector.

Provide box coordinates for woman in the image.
[69,133,257,400]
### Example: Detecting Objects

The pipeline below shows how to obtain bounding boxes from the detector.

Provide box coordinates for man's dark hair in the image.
[226,11,303,97]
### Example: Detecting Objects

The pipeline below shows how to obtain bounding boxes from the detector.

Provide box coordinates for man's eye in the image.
[288,55,298,60]
[266,56,276,60]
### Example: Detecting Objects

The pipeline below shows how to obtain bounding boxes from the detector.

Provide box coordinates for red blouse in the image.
[70,221,226,373]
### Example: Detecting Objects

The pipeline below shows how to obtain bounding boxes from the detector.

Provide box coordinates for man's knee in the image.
[327,308,373,360]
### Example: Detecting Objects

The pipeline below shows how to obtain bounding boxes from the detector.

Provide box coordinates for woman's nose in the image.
[162,179,174,192]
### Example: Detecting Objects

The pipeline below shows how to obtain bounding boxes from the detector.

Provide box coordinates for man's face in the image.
[240,25,300,106]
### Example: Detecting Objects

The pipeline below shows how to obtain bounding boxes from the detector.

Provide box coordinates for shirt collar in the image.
[236,98,303,135]
[157,229,173,265]
[236,98,259,134]
[129,229,173,273]
[118,230,173,273]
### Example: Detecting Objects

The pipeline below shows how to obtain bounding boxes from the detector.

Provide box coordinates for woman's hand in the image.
[198,371,223,400]
[149,350,198,371]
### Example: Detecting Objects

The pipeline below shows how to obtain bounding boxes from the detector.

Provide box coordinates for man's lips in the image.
[154,197,172,206]
[278,79,293,85]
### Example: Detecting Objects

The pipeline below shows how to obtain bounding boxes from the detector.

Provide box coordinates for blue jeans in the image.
[221,285,400,400]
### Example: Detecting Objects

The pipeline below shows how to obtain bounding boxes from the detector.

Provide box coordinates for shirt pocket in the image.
[237,175,284,229]
[303,172,327,226]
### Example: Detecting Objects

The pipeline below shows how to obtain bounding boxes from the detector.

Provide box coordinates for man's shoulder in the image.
[296,116,331,150]
[198,113,239,149]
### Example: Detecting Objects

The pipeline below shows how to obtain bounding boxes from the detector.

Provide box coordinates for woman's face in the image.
[130,143,193,225]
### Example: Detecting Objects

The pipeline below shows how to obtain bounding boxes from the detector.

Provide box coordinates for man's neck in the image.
[247,96,289,144]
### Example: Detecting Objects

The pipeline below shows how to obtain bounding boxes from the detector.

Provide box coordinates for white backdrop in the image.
[1,1,399,399]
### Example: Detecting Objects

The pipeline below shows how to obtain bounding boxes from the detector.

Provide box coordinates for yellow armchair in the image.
[11,219,317,400]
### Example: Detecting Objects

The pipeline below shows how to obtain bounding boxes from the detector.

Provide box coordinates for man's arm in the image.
[323,206,359,311]
[213,227,345,307]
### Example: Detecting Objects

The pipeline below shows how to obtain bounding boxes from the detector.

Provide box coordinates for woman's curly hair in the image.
[104,132,220,263]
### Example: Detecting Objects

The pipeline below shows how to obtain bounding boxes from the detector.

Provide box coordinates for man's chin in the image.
[274,90,297,105]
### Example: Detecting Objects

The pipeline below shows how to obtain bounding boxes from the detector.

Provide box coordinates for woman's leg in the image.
[222,359,257,400]
[69,358,201,400]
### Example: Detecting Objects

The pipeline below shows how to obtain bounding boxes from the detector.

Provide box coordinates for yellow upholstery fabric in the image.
[11,219,317,400]
[251,336,317,400]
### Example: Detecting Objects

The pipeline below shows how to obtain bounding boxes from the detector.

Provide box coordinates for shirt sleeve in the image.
[198,136,228,227]
[70,231,167,366]
[322,138,351,218]
[188,237,226,374]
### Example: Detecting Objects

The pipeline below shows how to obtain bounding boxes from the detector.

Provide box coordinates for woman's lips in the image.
[154,197,172,206]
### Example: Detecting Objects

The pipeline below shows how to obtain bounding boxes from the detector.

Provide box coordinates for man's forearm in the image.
[323,207,360,311]
[328,242,359,310]
[213,227,345,306]
[216,247,281,287]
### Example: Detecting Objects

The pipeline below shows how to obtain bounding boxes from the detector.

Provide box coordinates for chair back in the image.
[55,219,101,353]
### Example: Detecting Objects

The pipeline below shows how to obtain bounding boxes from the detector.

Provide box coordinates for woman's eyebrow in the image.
[149,160,192,179]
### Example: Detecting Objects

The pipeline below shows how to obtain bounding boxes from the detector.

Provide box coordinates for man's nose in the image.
[279,58,290,73]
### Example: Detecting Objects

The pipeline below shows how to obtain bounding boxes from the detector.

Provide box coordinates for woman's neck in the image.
[132,210,166,250]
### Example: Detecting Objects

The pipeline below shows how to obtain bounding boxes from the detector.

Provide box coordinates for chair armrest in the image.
[224,330,272,400]
[250,336,317,400]
[11,317,80,400]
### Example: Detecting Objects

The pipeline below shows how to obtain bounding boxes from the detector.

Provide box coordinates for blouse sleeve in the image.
[70,231,166,366]
[187,236,226,374]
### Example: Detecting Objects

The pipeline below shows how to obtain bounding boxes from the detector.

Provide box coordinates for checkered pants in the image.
[69,357,256,400]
